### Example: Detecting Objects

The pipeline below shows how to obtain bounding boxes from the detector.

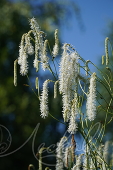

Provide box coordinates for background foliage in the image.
[0,0,83,169]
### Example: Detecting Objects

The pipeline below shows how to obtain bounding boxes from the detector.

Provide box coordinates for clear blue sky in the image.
[61,0,113,67]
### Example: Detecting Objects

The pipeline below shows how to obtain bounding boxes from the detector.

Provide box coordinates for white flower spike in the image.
[86,72,97,121]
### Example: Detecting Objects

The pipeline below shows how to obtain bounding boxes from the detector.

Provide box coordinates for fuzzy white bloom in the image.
[56,137,67,170]
[68,93,78,134]
[30,18,44,56]
[59,44,79,122]
[40,80,50,119]
[59,44,70,93]
[25,35,34,55]
[30,18,44,54]
[18,45,24,66]
[30,17,40,35]
[105,37,109,65]
[18,34,26,66]
[33,36,39,70]
[30,18,44,70]
[86,72,97,121]
[62,94,71,122]
[52,44,59,57]
[41,56,48,71]
[68,115,78,134]
[59,44,71,121]
[68,97,78,134]
[52,29,59,57]
[33,58,39,72]
[54,81,58,98]
[18,32,34,76]
[38,32,44,57]
[85,60,90,76]
[27,44,34,55]
[41,40,49,70]
[18,34,29,76]
[20,52,28,76]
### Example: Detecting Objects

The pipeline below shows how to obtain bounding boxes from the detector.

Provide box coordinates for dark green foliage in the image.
[0,0,83,169]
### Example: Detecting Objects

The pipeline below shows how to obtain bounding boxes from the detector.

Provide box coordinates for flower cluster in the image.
[15,18,113,170]
[18,34,30,75]
[68,93,79,134]
[18,18,50,75]
[59,44,79,123]
[52,29,59,57]
[86,72,97,121]
[40,79,50,119]
[56,137,67,170]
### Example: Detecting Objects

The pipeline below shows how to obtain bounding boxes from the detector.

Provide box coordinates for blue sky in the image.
[61,0,113,67]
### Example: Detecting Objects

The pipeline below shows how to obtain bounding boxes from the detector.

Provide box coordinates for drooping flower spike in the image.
[86,72,97,121]
[40,79,50,119]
